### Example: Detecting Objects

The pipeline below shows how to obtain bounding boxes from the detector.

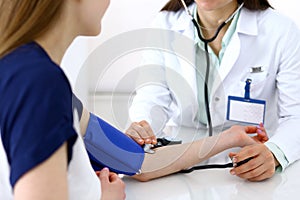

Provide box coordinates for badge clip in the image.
[244,78,252,100]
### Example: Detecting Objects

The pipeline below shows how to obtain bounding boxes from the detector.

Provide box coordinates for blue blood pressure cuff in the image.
[84,113,145,175]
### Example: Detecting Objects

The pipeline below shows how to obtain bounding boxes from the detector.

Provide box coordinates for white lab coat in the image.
[130,4,300,165]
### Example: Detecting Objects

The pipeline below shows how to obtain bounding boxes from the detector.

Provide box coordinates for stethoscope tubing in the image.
[179,0,244,137]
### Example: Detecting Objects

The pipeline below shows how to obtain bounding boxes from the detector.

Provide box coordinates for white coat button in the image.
[215,97,220,102]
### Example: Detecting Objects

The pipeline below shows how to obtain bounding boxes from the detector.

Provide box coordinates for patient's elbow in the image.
[132,174,151,182]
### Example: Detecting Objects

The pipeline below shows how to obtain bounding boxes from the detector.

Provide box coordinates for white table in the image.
[123,160,300,200]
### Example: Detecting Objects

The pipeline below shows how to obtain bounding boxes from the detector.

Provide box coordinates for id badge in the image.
[227,96,266,125]
[226,78,266,125]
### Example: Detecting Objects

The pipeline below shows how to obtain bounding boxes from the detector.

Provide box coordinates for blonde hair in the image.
[0,0,64,58]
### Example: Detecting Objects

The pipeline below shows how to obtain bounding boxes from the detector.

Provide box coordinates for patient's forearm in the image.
[134,129,237,181]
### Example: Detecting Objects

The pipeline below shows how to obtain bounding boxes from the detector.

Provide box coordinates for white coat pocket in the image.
[239,66,270,98]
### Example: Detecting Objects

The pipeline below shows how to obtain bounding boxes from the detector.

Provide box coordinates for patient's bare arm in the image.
[134,125,267,181]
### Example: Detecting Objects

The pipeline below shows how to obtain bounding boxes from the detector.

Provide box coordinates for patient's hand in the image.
[97,168,126,200]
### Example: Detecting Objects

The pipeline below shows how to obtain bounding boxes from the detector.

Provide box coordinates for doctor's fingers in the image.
[138,120,156,144]
[256,125,268,142]
[244,125,260,134]
[250,132,268,144]
[232,144,267,163]
[232,158,275,181]
[125,127,145,145]
[231,145,275,177]
[256,129,268,143]
[244,126,268,143]
[233,163,274,181]
[247,167,275,181]
[231,155,264,176]
[125,122,156,145]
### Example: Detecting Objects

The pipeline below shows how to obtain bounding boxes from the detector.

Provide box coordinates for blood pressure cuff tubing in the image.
[84,113,145,175]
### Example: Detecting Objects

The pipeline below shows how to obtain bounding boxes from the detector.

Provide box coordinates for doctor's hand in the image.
[125,120,157,145]
[227,124,269,147]
[229,144,279,181]
[97,168,126,200]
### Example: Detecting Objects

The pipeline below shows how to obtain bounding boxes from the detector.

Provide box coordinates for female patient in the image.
[0,0,125,199]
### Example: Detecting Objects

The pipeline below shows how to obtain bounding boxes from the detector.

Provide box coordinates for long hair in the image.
[0,0,64,58]
[161,0,272,12]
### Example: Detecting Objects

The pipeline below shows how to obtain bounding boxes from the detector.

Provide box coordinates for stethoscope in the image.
[179,0,244,136]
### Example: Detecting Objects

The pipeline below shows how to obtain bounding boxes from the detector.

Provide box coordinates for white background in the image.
[62,0,169,87]
[62,0,300,87]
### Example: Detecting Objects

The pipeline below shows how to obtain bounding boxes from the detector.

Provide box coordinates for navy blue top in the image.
[0,42,78,187]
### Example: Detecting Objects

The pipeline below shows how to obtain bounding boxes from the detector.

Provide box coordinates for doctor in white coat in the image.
[127,0,300,181]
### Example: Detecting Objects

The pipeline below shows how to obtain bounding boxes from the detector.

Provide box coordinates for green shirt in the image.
[194,6,240,124]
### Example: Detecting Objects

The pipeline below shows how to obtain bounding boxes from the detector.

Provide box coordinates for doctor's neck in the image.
[197,1,238,31]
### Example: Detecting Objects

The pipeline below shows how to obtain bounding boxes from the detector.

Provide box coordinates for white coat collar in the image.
[169,3,259,39]
[169,4,197,40]
[238,8,258,36]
